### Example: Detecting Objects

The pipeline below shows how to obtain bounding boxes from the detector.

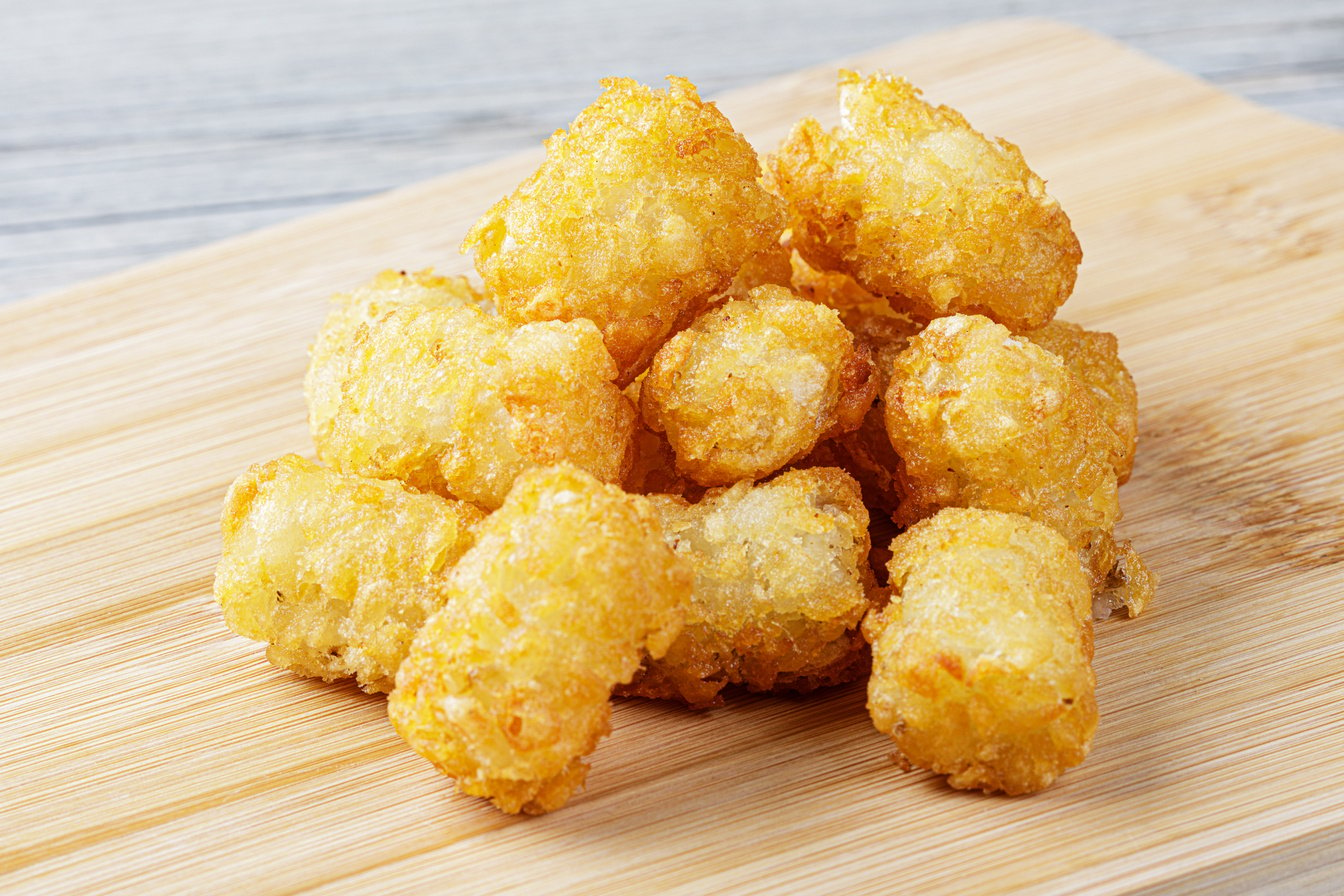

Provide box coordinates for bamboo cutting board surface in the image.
[3,18,1343,894]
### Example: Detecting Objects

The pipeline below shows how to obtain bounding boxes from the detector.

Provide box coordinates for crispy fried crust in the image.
[386,465,689,815]
[884,314,1122,586]
[768,71,1081,331]
[864,507,1097,794]
[1093,539,1157,618]
[720,240,795,302]
[791,257,925,514]
[1023,320,1139,484]
[463,76,786,385]
[619,467,883,707]
[640,285,877,487]
[790,250,926,389]
[797,407,909,518]
[789,246,887,314]
[620,379,704,499]
[307,295,635,509]
[806,311,924,515]
[215,455,485,693]
[306,269,489,448]
[623,418,698,498]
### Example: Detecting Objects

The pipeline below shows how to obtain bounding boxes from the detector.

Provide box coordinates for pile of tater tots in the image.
[216,71,1154,814]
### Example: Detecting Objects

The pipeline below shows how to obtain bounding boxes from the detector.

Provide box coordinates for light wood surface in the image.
[4,0,1343,305]
[3,19,1343,895]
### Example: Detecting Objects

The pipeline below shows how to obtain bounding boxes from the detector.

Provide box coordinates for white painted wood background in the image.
[3,0,1341,304]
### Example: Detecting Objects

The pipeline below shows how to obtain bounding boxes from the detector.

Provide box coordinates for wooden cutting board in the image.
[3,18,1342,895]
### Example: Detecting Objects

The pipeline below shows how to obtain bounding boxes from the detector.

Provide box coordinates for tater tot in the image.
[623,419,696,498]
[640,285,877,487]
[215,454,485,693]
[308,300,635,509]
[307,269,489,449]
[387,465,689,815]
[769,71,1081,331]
[792,262,924,515]
[864,507,1097,794]
[884,314,1123,587]
[619,467,882,708]
[720,240,794,302]
[621,379,702,499]
[797,408,908,518]
[791,248,927,368]
[789,248,900,326]
[821,312,921,514]
[1023,319,1139,484]
[463,76,786,384]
